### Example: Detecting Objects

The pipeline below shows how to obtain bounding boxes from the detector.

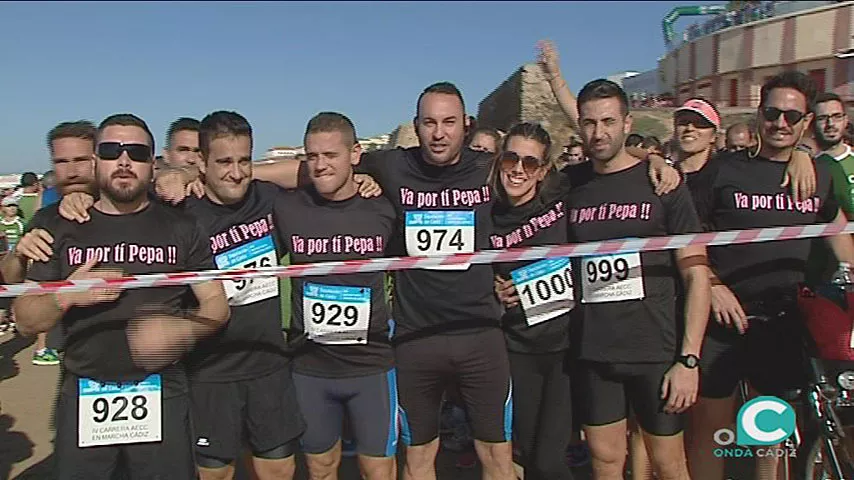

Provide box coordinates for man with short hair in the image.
[163,117,202,168]
[14,113,230,479]
[687,72,854,480]
[724,122,752,152]
[624,133,644,148]
[180,111,305,480]
[275,112,398,480]
[813,92,853,216]
[568,79,710,479]
[641,135,662,155]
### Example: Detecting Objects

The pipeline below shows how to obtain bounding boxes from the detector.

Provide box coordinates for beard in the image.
[816,129,843,150]
[99,171,147,204]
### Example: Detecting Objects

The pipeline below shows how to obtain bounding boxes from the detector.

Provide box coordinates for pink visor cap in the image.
[675,99,721,129]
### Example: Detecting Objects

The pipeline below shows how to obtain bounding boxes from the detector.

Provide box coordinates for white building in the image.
[264,146,304,160]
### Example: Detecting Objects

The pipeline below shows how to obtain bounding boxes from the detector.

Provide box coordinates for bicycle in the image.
[742,289,854,479]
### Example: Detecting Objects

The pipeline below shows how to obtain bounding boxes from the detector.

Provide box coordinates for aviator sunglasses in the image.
[761,107,806,126]
[97,142,153,162]
[499,151,546,176]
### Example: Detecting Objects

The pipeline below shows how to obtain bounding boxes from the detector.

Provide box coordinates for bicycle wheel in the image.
[801,435,854,479]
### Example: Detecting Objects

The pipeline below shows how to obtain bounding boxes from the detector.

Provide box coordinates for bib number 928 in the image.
[310,303,358,327]
[520,267,572,306]
[585,257,629,284]
[91,395,148,423]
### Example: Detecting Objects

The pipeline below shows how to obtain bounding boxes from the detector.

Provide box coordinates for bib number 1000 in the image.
[586,257,630,284]
[520,267,572,306]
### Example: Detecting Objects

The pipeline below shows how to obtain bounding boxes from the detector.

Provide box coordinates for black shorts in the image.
[395,328,512,446]
[578,361,682,437]
[190,367,305,463]
[55,374,195,480]
[293,369,399,457]
[700,313,807,399]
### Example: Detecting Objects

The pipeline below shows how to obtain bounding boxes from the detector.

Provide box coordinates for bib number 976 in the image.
[520,267,572,306]
[311,303,358,327]
[585,257,630,284]
[92,395,149,423]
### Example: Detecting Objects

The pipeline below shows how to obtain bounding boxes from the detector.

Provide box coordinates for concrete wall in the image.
[663,1,854,105]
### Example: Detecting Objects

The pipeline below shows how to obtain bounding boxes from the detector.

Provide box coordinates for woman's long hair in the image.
[488,122,554,206]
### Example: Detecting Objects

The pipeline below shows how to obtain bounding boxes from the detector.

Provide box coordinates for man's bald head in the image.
[725,123,752,152]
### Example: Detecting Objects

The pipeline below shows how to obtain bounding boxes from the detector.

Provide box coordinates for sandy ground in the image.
[0,332,759,479]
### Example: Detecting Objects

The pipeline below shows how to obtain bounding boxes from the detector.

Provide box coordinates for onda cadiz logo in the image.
[714,396,796,458]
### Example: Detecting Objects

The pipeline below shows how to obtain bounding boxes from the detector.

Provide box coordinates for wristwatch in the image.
[676,354,700,369]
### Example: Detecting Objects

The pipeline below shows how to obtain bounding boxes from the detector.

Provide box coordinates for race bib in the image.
[78,374,162,448]
[510,257,574,326]
[581,252,645,303]
[215,235,279,307]
[303,283,371,345]
[404,211,475,271]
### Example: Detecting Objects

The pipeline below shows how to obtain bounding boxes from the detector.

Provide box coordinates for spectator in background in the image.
[468,127,501,154]
[162,117,201,168]
[40,170,59,207]
[16,172,41,225]
[557,139,587,170]
[642,135,662,155]
[0,196,23,337]
[715,131,727,152]
[724,122,753,153]
[625,133,644,148]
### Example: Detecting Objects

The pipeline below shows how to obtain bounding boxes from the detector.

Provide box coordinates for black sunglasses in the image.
[97,142,152,162]
[761,107,806,125]
[499,151,545,175]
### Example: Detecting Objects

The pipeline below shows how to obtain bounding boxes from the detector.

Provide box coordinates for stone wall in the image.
[477,63,577,160]
[388,122,419,149]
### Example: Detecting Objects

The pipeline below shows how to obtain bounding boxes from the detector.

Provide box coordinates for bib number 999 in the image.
[311,303,358,327]
[520,268,572,306]
[586,257,629,283]
[92,395,148,423]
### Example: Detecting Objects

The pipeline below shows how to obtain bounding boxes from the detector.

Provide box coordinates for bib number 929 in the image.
[585,257,629,284]
[520,267,572,306]
[311,303,358,327]
[91,395,148,423]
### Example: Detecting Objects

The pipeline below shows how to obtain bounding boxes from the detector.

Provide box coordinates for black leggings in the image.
[509,351,575,480]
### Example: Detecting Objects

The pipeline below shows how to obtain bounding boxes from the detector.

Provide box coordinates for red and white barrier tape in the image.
[3,222,853,298]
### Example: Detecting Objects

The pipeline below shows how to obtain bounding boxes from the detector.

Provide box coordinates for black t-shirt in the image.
[678,155,723,232]
[25,203,59,233]
[491,195,572,354]
[27,202,214,393]
[566,161,703,363]
[274,187,396,378]
[695,151,839,304]
[358,147,502,340]
[184,180,290,383]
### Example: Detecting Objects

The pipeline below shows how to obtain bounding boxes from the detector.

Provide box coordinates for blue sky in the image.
[0,1,720,174]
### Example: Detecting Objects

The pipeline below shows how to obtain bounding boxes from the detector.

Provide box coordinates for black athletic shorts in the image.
[190,367,305,463]
[700,310,807,399]
[395,328,512,446]
[55,373,195,480]
[293,369,399,457]
[578,361,682,437]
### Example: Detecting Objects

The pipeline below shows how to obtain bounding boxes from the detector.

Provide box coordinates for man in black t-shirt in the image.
[180,112,304,480]
[567,80,711,479]
[51,112,308,479]
[275,112,398,480]
[686,72,854,480]
[13,114,230,480]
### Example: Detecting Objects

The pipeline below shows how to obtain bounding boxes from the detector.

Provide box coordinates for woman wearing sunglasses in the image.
[490,123,576,480]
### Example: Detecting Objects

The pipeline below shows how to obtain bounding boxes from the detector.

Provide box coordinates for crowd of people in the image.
[0,39,851,480]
